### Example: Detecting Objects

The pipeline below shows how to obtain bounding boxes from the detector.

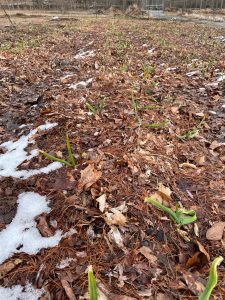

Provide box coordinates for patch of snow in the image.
[142,43,148,47]
[19,124,27,129]
[69,78,92,90]
[0,192,63,264]
[215,36,225,42]
[166,67,177,71]
[217,74,225,82]
[0,283,43,300]
[51,16,59,20]
[186,70,200,77]
[56,257,76,269]
[147,48,155,54]
[0,122,62,179]
[222,104,225,109]
[208,110,217,115]
[74,50,95,60]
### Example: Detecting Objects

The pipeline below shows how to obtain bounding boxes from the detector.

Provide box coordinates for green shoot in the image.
[131,97,138,114]
[143,64,155,81]
[86,100,105,115]
[39,150,72,167]
[146,120,168,128]
[177,128,199,140]
[198,256,223,300]
[88,265,98,300]
[142,105,161,110]
[86,103,97,114]
[66,133,76,167]
[145,198,197,226]
[40,133,76,168]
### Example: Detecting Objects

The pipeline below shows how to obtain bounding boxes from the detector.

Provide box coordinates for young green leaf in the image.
[86,103,97,114]
[145,198,197,226]
[88,265,98,300]
[39,150,72,167]
[177,128,199,140]
[198,256,223,300]
[146,121,168,128]
[66,133,76,167]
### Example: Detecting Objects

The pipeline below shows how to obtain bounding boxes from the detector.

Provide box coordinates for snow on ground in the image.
[69,78,93,90]
[0,122,62,179]
[217,74,225,82]
[74,50,95,59]
[0,283,44,300]
[0,192,63,264]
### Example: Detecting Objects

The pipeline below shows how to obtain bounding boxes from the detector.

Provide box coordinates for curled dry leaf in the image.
[61,279,77,300]
[179,162,197,169]
[186,241,210,268]
[77,164,102,194]
[36,215,53,237]
[150,182,172,205]
[139,246,157,264]
[183,271,205,296]
[0,258,22,279]
[206,222,225,241]
[96,194,107,212]
[104,209,127,226]
[108,226,124,248]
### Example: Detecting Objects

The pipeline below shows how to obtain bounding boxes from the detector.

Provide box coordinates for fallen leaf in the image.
[96,194,107,212]
[104,209,127,226]
[206,222,225,241]
[179,162,197,169]
[36,215,53,237]
[186,241,210,269]
[139,246,157,264]
[108,226,124,248]
[209,140,225,150]
[77,164,102,194]
[0,259,22,279]
[183,271,205,295]
[149,183,172,205]
[156,293,174,300]
[61,279,77,300]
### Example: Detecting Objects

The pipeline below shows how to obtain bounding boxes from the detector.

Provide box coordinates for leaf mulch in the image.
[0,16,225,300]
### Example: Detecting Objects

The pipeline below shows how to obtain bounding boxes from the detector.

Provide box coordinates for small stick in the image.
[1,5,14,27]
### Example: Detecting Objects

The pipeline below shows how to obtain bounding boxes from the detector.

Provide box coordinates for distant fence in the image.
[0,0,224,11]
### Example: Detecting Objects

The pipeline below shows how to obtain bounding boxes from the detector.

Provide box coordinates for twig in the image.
[1,5,14,27]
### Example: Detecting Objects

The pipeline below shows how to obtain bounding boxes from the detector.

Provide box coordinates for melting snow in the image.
[147,48,155,54]
[74,50,95,59]
[0,122,62,179]
[215,36,225,42]
[217,74,225,82]
[0,283,43,300]
[0,192,63,264]
[186,70,200,77]
[69,78,93,90]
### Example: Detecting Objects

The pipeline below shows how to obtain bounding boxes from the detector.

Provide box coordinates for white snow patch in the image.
[147,48,155,54]
[186,70,200,77]
[0,283,44,300]
[217,74,225,82]
[0,122,62,179]
[0,192,63,264]
[215,36,225,42]
[74,50,95,60]
[166,67,177,71]
[69,78,93,90]
[222,104,225,109]
[56,257,76,269]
